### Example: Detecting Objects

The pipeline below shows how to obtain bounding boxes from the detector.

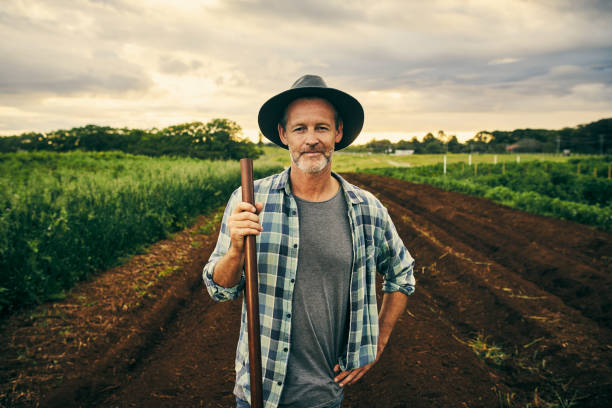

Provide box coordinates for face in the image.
[277,98,343,174]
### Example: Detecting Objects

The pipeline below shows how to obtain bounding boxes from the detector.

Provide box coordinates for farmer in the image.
[203,74,415,408]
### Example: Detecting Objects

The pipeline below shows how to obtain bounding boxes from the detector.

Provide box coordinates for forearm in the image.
[212,246,245,288]
[378,291,409,348]
[333,290,409,386]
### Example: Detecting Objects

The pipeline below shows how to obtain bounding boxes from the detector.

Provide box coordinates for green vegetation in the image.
[0,151,282,313]
[364,157,612,231]
[3,117,608,159]
[344,117,610,155]
[0,119,262,160]
[456,333,581,408]
[257,146,578,172]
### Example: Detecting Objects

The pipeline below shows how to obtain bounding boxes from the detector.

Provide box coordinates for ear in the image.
[335,120,343,144]
[277,124,289,146]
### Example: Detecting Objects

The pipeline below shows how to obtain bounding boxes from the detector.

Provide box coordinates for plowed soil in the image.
[1,173,611,408]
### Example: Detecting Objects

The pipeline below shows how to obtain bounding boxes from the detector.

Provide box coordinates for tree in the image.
[188,119,261,160]
[447,135,461,153]
[365,139,394,154]
[421,132,444,154]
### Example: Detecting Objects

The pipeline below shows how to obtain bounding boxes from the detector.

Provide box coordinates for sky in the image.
[1,0,611,144]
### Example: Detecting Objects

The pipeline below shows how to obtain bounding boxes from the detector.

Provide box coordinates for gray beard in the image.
[291,150,333,174]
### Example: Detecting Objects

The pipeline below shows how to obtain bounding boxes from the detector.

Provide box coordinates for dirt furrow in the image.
[343,173,612,407]
[4,173,610,408]
[345,173,612,329]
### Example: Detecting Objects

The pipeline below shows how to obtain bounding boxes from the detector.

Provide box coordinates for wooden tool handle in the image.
[240,158,263,408]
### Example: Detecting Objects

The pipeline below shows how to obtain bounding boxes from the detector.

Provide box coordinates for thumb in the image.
[333,364,340,373]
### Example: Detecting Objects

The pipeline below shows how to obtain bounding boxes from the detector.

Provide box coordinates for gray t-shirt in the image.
[278,188,353,407]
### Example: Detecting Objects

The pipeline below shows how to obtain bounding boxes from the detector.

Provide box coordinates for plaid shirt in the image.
[203,168,415,408]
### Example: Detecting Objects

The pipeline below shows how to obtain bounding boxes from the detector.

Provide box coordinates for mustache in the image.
[299,148,329,154]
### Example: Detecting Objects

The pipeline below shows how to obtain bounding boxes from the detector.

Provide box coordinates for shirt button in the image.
[290,279,295,283]
[287,313,291,318]
[277,381,282,386]
[284,347,288,352]
[291,210,296,215]
[293,244,298,248]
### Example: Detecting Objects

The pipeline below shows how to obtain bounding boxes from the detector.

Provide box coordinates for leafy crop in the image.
[0,151,282,313]
[365,157,612,232]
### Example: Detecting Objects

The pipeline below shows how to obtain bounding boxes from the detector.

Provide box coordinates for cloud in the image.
[158,56,203,75]
[0,0,611,137]
[488,58,520,65]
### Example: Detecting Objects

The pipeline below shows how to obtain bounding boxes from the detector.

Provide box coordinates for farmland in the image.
[0,151,282,312]
[257,146,583,172]
[1,150,610,407]
[365,157,612,231]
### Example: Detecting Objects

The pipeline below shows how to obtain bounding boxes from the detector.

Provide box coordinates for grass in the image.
[158,265,181,278]
[197,207,225,235]
[0,151,283,312]
[467,333,508,366]
[255,145,582,172]
[454,332,583,408]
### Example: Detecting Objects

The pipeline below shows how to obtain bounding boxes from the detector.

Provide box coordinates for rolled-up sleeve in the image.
[376,207,416,297]
[203,188,246,302]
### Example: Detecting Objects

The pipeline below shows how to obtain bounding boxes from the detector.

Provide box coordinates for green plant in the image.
[364,158,612,231]
[467,333,508,366]
[0,150,282,313]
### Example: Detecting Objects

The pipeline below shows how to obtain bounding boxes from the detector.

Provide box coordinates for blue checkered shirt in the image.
[203,168,415,408]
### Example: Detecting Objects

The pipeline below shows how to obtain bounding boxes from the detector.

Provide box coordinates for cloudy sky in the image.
[1,0,611,143]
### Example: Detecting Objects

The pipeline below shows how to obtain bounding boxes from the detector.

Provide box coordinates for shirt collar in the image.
[271,167,364,205]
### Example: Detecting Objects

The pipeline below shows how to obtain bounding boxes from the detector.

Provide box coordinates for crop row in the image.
[366,158,612,232]
[0,151,282,313]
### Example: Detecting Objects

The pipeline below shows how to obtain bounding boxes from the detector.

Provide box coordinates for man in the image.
[203,75,415,408]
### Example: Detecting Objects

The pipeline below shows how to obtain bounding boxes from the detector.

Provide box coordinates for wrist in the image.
[227,245,244,260]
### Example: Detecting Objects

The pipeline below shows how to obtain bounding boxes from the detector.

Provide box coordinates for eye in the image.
[316,125,329,131]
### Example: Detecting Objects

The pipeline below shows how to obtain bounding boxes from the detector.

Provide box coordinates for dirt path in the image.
[2,173,611,407]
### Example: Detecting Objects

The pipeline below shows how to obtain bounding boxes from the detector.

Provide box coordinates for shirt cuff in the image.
[382,279,415,297]
[202,261,245,302]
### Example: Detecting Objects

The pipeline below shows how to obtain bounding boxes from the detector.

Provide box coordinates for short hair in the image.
[278,97,342,131]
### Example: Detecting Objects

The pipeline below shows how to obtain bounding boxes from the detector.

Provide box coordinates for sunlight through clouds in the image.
[1,0,610,140]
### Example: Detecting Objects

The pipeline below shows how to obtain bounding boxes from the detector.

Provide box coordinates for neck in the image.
[289,163,339,202]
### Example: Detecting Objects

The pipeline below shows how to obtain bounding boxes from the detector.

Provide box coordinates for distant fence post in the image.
[443,155,447,176]
[474,162,478,176]
[502,162,506,175]
[468,154,472,165]
[516,155,520,164]
[577,163,581,176]
[608,164,611,179]
[494,155,498,165]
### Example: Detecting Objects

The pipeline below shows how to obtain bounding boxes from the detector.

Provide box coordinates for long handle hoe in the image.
[240,158,264,408]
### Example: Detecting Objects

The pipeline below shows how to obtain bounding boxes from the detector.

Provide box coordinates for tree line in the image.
[1,117,609,158]
[349,118,611,154]
[0,119,262,160]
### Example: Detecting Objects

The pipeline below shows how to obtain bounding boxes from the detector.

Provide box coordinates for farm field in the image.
[256,146,584,172]
[366,157,612,231]
[0,151,282,312]
[1,172,610,407]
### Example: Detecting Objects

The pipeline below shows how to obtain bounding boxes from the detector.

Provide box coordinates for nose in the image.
[304,129,319,147]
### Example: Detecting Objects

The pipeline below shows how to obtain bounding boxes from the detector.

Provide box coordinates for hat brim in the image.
[258,87,364,151]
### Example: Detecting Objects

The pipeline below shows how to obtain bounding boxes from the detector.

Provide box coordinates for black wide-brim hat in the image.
[258,75,364,151]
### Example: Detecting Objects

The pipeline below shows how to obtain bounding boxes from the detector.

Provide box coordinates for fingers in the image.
[348,367,369,385]
[228,202,264,251]
[333,364,373,387]
[231,202,260,217]
[333,369,351,386]
[230,203,262,227]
